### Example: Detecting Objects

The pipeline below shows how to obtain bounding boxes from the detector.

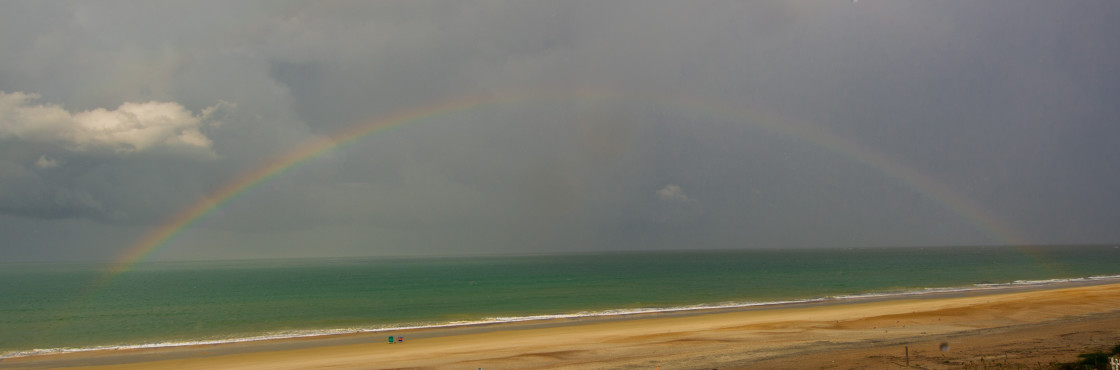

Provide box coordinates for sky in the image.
[1,1,1118,262]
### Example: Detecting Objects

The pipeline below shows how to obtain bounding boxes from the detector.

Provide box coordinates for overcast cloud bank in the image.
[1,1,1118,262]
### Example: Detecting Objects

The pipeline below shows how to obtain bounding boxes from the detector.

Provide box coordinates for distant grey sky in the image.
[2,1,1118,262]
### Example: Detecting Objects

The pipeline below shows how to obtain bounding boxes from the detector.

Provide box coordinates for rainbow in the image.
[99,88,1036,285]
[100,89,587,279]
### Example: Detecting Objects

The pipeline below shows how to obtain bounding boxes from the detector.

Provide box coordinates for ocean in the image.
[3,245,1119,358]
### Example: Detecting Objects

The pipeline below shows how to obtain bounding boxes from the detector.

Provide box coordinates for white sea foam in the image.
[5,274,1120,359]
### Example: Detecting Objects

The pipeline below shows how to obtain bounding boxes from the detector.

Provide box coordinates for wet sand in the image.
[4,282,1120,369]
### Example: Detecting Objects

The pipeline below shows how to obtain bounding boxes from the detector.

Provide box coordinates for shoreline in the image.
[4,279,1120,369]
[5,275,1119,360]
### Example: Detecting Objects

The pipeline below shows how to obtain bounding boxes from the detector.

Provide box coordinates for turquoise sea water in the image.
[2,245,1120,357]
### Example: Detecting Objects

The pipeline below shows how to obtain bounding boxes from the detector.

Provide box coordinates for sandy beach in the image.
[4,282,1120,369]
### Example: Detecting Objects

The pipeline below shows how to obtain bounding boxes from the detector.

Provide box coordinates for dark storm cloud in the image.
[1,1,1118,261]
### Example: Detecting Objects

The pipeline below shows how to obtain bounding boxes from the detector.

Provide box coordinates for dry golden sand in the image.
[3,282,1120,369]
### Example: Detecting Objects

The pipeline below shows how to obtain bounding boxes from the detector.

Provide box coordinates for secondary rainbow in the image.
[100,89,1036,285]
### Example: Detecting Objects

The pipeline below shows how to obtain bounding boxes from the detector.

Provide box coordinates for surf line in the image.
[100,88,1034,285]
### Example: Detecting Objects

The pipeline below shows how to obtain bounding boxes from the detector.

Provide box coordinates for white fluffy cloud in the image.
[34,155,59,169]
[0,91,219,154]
[656,184,692,203]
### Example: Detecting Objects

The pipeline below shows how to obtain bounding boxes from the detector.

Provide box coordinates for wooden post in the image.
[905,346,909,367]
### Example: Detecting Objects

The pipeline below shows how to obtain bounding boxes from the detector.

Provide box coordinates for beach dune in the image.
[4,282,1120,369]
